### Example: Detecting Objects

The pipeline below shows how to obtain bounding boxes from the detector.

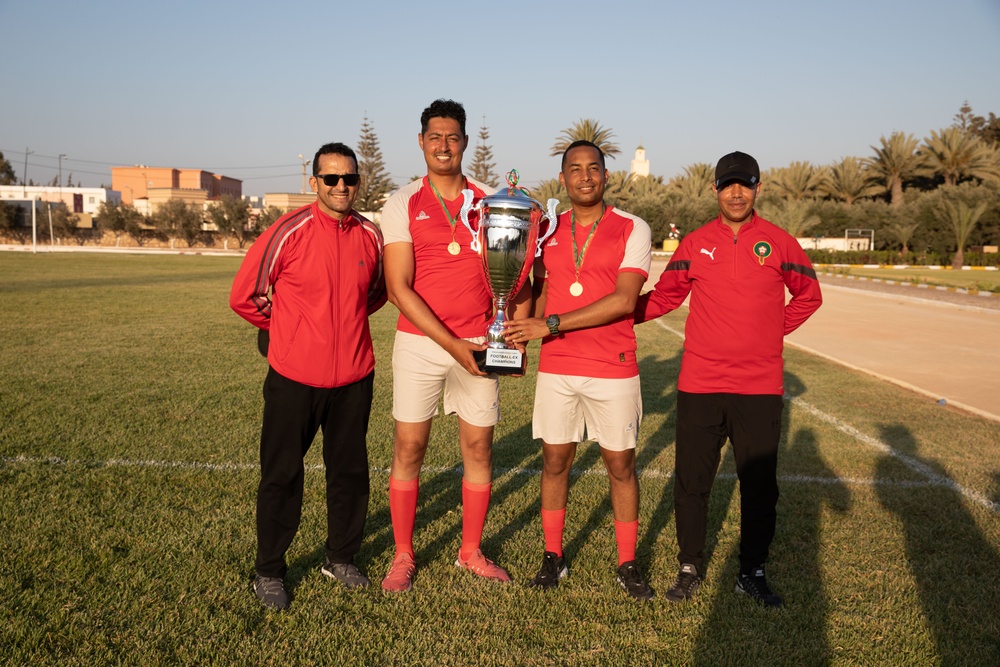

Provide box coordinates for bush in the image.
[805,248,1000,267]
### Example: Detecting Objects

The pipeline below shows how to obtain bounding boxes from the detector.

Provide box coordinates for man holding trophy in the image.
[379,99,530,592]
[504,140,654,600]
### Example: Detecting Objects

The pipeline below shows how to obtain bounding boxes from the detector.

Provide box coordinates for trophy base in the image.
[474,347,526,375]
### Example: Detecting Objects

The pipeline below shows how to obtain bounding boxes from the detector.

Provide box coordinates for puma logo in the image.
[700,247,716,261]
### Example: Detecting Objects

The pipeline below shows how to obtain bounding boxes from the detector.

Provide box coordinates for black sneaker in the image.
[253,575,289,610]
[664,563,702,602]
[616,561,655,601]
[321,560,371,589]
[735,566,782,607]
[529,551,568,589]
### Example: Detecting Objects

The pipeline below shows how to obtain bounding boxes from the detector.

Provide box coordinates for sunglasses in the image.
[316,173,360,187]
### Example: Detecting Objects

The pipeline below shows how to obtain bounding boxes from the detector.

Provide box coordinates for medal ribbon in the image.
[429,178,465,246]
[571,206,607,280]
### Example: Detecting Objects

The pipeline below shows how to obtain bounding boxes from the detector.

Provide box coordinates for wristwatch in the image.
[545,314,561,336]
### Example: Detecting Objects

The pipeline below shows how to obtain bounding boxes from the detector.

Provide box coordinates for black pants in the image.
[255,367,374,579]
[674,391,784,574]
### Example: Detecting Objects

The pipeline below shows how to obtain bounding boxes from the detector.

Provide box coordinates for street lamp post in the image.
[298,154,311,194]
[23,147,32,197]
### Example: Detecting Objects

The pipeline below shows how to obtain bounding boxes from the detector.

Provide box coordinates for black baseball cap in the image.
[715,151,760,188]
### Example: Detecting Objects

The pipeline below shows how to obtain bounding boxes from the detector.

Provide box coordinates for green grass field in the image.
[817,265,1000,293]
[2,252,999,666]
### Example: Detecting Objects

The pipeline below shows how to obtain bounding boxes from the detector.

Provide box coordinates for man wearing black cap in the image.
[634,151,822,607]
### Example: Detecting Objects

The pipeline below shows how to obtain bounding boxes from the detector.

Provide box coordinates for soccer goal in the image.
[844,228,874,251]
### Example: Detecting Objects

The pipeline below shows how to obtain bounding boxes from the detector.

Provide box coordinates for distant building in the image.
[111,166,241,206]
[0,185,119,228]
[262,192,316,212]
[629,144,650,178]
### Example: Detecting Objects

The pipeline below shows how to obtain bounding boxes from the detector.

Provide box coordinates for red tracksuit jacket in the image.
[635,212,822,395]
[230,201,387,388]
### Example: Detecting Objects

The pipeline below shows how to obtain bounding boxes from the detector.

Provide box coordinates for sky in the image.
[2,0,999,197]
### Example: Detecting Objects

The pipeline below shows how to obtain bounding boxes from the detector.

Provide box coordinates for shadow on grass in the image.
[636,348,684,569]
[305,415,547,584]
[692,426,850,665]
[632,348,682,574]
[875,424,1000,665]
[689,372,852,665]
[495,346,684,577]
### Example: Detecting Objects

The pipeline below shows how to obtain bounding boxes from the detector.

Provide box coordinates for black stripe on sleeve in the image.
[781,262,817,280]
[666,260,690,271]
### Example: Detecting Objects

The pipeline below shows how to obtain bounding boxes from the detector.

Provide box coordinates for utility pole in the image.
[298,154,311,194]
[23,147,32,197]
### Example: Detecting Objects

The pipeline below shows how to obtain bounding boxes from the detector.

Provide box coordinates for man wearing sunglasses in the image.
[379,99,530,592]
[231,142,387,610]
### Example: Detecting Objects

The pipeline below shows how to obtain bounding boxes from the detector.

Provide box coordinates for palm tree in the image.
[919,127,1000,187]
[765,161,826,201]
[936,187,989,268]
[864,132,931,208]
[758,198,821,238]
[529,178,568,211]
[549,119,621,159]
[602,170,635,208]
[668,162,714,198]
[885,221,920,254]
[627,174,668,200]
[820,156,883,204]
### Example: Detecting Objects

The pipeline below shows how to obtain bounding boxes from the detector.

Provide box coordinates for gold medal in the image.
[430,179,467,259]
[569,207,605,300]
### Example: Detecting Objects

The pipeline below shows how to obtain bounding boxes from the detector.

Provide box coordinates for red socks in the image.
[615,519,639,566]
[459,480,492,560]
[388,476,419,557]
[541,507,567,557]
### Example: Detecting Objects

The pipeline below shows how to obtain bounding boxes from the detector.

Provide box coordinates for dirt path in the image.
[645,257,1000,421]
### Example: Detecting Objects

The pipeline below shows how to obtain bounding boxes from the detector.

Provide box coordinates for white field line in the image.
[651,318,1000,515]
[0,454,975,494]
[2,321,994,513]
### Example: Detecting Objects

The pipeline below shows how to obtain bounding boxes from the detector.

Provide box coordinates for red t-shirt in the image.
[538,207,651,378]
[381,176,495,338]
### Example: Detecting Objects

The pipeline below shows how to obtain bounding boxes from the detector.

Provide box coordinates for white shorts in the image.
[532,372,642,451]
[392,331,500,427]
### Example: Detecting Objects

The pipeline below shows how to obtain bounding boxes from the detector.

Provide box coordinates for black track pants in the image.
[673,391,783,573]
[254,367,374,578]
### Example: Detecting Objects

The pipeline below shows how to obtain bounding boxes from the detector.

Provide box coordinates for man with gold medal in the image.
[504,140,654,599]
[379,99,530,592]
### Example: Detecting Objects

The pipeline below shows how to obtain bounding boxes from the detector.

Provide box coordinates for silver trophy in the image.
[460,171,558,374]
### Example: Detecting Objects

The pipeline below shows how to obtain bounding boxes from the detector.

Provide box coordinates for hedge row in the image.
[803,249,1000,268]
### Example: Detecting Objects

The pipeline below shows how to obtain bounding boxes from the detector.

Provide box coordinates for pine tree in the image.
[0,151,18,185]
[470,117,500,188]
[356,115,395,213]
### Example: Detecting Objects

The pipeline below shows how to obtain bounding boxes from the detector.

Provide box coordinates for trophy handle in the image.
[535,198,560,257]
[459,189,480,253]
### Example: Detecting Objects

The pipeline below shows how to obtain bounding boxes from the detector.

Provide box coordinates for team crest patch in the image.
[753,241,772,266]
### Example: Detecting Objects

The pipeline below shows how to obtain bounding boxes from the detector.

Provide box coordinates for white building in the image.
[0,185,120,216]
[629,144,650,178]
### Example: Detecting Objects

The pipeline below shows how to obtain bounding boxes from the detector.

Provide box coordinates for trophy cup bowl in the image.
[460,177,558,374]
